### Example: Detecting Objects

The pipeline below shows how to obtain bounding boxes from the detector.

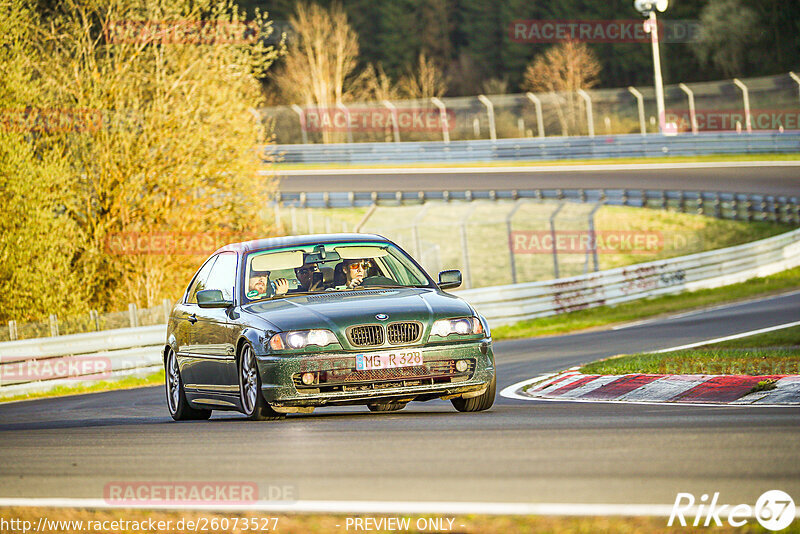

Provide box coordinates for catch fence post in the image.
[628,87,647,135]
[128,303,138,328]
[460,204,478,289]
[290,104,308,144]
[431,97,450,144]
[525,92,545,138]
[549,203,566,279]
[506,200,526,284]
[477,95,497,141]
[49,314,59,337]
[577,89,595,137]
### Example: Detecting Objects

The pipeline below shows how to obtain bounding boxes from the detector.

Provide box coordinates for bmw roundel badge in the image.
[376,313,389,321]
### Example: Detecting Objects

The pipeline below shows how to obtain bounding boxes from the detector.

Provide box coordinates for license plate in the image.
[356,350,423,371]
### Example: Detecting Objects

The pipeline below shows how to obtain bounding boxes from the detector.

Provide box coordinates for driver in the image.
[343,259,369,289]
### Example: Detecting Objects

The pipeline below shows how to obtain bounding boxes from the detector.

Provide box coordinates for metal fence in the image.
[276,188,800,220]
[264,73,800,145]
[2,227,798,397]
[458,227,800,326]
[5,188,797,342]
[268,131,800,164]
[274,193,799,290]
[2,300,173,343]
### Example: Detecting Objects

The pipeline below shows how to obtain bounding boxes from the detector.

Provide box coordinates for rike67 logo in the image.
[669,490,795,530]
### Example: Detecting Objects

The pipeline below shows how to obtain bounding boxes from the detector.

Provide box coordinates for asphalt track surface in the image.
[1,292,798,507]
[277,162,800,196]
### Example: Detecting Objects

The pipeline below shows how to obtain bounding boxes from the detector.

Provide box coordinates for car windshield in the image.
[243,241,431,301]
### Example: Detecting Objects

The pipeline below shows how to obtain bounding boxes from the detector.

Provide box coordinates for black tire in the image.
[367,401,407,412]
[165,348,212,421]
[451,375,496,412]
[239,343,285,421]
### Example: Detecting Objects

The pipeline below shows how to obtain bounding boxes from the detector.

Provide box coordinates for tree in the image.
[272,1,362,142]
[522,40,601,136]
[397,53,448,100]
[693,0,761,77]
[1,0,280,321]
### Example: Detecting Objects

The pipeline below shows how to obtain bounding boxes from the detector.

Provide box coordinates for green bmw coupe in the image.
[164,233,496,421]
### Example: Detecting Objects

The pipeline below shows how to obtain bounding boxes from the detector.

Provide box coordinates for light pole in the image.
[634,0,669,133]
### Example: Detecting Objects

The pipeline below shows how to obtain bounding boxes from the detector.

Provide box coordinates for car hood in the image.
[242,288,474,332]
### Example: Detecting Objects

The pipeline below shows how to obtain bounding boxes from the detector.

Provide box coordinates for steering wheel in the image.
[360,275,399,287]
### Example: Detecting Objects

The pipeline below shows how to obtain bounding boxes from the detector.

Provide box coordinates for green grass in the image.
[0,370,164,404]
[579,327,800,376]
[272,152,800,170]
[492,266,800,341]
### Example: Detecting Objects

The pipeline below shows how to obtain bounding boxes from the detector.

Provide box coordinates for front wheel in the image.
[165,348,212,421]
[367,401,407,412]
[239,344,285,421]
[451,375,496,412]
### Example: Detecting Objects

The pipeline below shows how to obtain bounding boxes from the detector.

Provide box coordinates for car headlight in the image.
[269,329,338,350]
[431,317,484,338]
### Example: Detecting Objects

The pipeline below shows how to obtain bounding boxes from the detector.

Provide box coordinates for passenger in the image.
[289,262,323,293]
[248,272,288,298]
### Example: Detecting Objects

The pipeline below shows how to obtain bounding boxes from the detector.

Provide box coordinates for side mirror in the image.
[438,270,462,290]
[196,289,233,308]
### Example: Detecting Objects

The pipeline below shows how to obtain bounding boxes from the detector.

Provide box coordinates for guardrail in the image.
[0,326,165,398]
[1,228,798,397]
[276,188,800,224]
[457,228,800,326]
[268,132,800,165]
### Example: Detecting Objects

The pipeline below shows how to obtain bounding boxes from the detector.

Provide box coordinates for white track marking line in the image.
[510,394,797,408]
[652,320,800,353]
[500,376,552,400]
[612,289,800,330]
[0,497,723,517]
[273,160,800,176]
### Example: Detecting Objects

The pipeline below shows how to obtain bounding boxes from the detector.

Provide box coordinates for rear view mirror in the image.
[196,289,232,308]
[438,270,462,290]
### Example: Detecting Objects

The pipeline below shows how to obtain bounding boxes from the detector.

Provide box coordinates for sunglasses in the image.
[297,267,318,275]
[347,261,368,271]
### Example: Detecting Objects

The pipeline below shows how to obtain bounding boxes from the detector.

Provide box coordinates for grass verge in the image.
[492,266,800,342]
[580,327,800,376]
[272,152,800,171]
[3,507,791,534]
[0,370,164,404]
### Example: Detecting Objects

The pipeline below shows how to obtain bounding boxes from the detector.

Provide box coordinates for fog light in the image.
[455,360,468,372]
[301,372,316,385]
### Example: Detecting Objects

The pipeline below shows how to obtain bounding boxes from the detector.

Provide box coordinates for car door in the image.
[175,255,218,389]
[189,252,239,395]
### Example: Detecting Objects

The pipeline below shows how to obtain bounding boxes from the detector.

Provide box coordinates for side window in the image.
[187,256,218,304]
[204,252,237,301]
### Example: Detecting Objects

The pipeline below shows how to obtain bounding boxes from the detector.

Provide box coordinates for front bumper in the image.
[256,340,494,407]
